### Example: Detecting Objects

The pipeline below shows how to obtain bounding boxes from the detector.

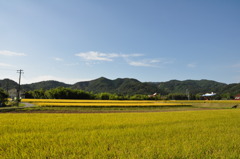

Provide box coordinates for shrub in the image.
[0,88,8,106]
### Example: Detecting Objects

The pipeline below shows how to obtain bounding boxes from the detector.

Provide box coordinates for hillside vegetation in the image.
[0,77,239,98]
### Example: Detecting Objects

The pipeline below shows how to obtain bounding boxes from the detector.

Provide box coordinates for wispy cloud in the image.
[0,62,13,67]
[0,50,27,56]
[128,61,152,67]
[231,63,240,68]
[128,59,173,67]
[75,51,172,67]
[128,60,158,67]
[76,51,113,61]
[187,63,197,68]
[54,57,63,61]
[75,51,143,62]
[65,63,79,66]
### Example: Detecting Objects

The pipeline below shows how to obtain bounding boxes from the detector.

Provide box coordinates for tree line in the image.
[0,88,8,106]
[24,87,151,100]
[0,86,237,107]
[24,87,218,100]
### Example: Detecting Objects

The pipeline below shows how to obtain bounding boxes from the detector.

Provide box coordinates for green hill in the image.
[157,79,227,95]
[72,77,158,95]
[0,79,19,90]
[22,80,71,91]
[0,79,71,91]
[1,77,240,97]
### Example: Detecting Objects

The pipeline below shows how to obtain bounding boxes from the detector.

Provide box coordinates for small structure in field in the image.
[8,89,25,100]
[235,94,240,100]
[202,92,216,100]
[148,93,157,98]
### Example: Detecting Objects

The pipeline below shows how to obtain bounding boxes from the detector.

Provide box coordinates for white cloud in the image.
[0,50,27,56]
[231,63,240,68]
[75,51,143,62]
[75,51,113,61]
[128,61,153,67]
[187,63,197,68]
[75,51,172,67]
[0,62,13,67]
[65,62,79,66]
[120,54,143,58]
[128,59,171,67]
[149,59,161,63]
[54,57,63,61]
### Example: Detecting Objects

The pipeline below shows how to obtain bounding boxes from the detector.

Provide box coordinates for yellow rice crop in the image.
[21,99,192,107]
[164,100,240,103]
[22,99,154,103]
[21,98,240,107]
[22,99,240,104]
[1,110,240,158]
[33,102,190,107]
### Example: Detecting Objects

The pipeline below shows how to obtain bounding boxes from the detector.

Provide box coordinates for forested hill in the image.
[157,79,227,95]
[0,79,70,91]
[23,81,71,90]
[71,77,158,95]
[0,79,18,90]
[0,77,240,95]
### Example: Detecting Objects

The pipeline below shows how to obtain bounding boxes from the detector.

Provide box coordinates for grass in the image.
[1,110,240,158]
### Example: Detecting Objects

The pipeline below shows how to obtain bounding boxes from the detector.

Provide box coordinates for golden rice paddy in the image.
[21,99,192,107]
[21,99,240,108]
[1,110,240,158]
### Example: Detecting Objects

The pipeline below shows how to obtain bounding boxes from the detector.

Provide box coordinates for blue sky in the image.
[0,0,240,84]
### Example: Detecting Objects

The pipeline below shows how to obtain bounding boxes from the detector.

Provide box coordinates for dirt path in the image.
[21,102,35,108]
[0,102,35,112]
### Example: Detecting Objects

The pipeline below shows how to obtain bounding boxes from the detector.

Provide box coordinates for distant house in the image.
[235,94,240,100]
[8,89,25,99]
[148,93,157,98]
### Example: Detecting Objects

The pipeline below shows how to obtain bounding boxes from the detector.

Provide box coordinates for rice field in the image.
[20,99,240,109]
[21,99,192,107]
[1,109,240,158]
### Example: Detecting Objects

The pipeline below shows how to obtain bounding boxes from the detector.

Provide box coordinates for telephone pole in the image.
[186,89,190,100]
[17,69,23,105]
[5,79,9,94]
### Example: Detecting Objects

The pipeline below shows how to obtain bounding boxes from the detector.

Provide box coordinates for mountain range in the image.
[0,77,239,96]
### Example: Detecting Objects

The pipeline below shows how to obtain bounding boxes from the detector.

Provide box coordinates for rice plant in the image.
[1,110,240,158]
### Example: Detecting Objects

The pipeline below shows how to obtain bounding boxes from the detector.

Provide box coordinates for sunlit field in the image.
[21,99,192,107]
[21,99,240,109]
[22,99,240,104]
[1,110,240,158]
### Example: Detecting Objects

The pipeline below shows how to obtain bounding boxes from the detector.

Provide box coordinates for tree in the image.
[25,87,95,99]
[97,93,110,100]
[166,93,188,100]
[0,88,8,106]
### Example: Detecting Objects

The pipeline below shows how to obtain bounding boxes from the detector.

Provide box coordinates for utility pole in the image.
[186,89,190,100]
[6,79,9,94]
[17,69,23,106]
